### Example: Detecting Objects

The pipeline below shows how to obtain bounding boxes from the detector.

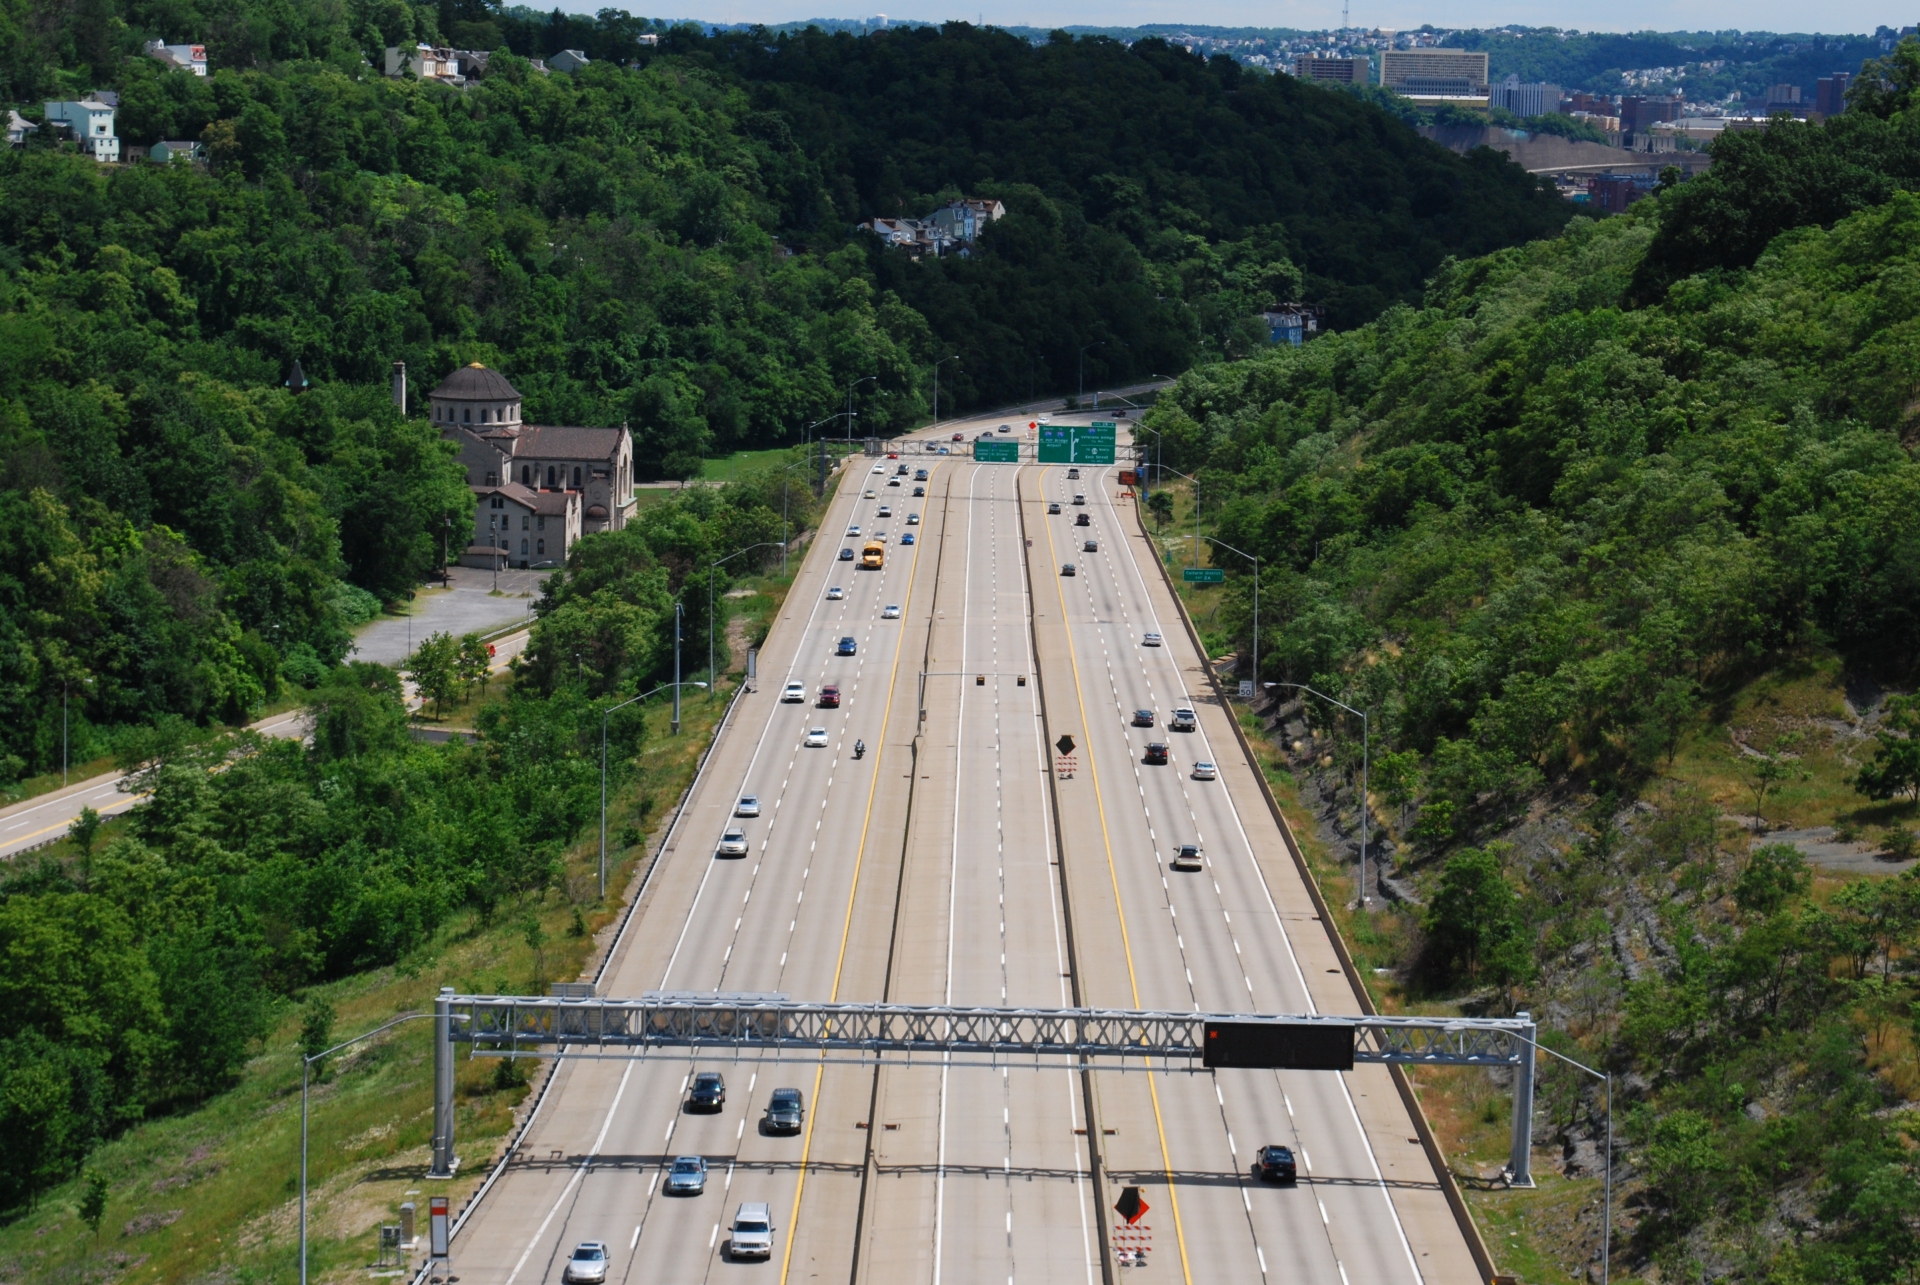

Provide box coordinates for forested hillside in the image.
[1144,67,1920,1281]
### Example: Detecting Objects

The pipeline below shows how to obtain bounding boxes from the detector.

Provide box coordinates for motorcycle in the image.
[853,740,866,760]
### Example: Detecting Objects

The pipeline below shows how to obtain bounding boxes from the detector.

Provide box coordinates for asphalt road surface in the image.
[446,410,1485,1285]
[0,629,531,862]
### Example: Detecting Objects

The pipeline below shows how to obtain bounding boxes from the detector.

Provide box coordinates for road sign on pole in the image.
[973,439,1019,462]
[1182,567,1225,583]
[1055,734,1076,756]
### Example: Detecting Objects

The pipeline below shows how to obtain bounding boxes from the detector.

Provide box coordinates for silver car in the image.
[663,1155,708,1195]
[730,1202,775,1260]
[736,795,760,816]
[1191,761,1217,781]
[562,1242,609,1283]
[716,828,748,858]
[1143,632,1163,647]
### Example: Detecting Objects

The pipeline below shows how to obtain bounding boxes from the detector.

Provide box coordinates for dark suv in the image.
[1257,1144,1297,1183]
[687,1071,726,1112]
[764,1087,805,1135]
[1144,742,1169,765]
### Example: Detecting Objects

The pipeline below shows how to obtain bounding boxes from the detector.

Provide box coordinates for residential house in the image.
[144,40,208,75]
[385,44,465,84]
[148,139,204,164]
[43,96,119,162]
[1259,304,1324,346]
[549,49,591,73]
[6,111,34,147]
[429,363,637,569]
[924,198,1005,245]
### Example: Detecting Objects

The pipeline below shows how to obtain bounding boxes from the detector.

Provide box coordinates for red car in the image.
[819,684,841,708]
[951,432,964,441]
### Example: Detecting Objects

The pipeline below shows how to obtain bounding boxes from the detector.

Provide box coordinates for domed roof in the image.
[586,504,608,519]
[430,362,521,402]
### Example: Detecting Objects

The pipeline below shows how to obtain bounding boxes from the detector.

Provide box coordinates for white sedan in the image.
[1143,632,1163,647]
[804,728,829,748]
[878,505,892,517]
[826,586,844,600]
[847,525,862,537]
[1191,761,1218,781]
[781,682,806,702]
[736,795,760,816]
[881,604,901,619]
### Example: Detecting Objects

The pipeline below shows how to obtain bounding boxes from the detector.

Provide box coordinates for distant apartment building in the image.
[1816,73,1851,116]
[1292,55,1370,84]
[144,40,207,74]
[1379,48,1489,106]
[858,197,1004,258]
[43,95,119,162]
[1491,76,1562,117]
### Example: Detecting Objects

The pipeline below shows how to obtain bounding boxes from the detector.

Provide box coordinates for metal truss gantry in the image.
[426,990,1541,1184]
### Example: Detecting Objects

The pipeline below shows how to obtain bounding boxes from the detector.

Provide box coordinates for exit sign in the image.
[1182,568,1225,584]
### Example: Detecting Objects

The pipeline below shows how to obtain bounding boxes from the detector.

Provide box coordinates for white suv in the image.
[730,1203,775,1260]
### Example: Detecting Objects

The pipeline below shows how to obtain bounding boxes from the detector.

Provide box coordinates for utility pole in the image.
[672,601,683,734]
[1078,340,1105,404]
[932,355,959,428]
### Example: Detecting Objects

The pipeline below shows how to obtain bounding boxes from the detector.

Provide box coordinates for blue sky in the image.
[626,2,1902,35]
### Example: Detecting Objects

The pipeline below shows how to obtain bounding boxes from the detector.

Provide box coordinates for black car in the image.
[687,1071,726,1112]
[764,1087,805,1135]
[1075,513,1091,527]
[912,486,925,497]
[1256,1144,1297,1183]
[837,636,858,656]
[1144,742,1169,765]
[914,468,929,480]
[1060,563,1077,577]
[839,547,855,561]
[1132,709,1156,728]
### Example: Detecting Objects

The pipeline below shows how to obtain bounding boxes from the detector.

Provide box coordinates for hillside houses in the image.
[857,198,1004,257]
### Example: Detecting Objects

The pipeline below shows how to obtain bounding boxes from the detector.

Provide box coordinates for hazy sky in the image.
[637,1,1901,36]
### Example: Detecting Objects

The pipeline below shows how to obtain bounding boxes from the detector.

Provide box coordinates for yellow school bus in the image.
[861,541,884,569]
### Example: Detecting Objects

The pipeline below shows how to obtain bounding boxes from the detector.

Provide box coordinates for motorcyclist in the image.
[854,739,866,759]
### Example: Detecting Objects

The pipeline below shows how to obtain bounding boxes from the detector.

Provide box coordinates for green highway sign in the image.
[1038,422,1118,465]
[973,439,1019,463]
[1182,567,1226,584]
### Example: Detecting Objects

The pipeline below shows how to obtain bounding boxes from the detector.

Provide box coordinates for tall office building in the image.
[1293,55,1371,84]
[1816,73,1851,115]
[1492,75,1563,117]
[1379,48,1490,106]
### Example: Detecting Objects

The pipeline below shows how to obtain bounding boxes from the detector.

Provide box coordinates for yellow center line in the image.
[778,458,943,1285]
[1034,465,1194,1285]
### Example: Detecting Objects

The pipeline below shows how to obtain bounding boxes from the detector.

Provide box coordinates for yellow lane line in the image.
[1035,465,1195,1285]
[778,459,943,1285]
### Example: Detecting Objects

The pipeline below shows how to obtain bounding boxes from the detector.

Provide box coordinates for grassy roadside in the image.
[0,537,819,1285]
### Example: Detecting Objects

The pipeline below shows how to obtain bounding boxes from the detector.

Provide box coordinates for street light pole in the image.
[1511,1033,1613,1282]
[709,543,783,700]
[932,355,959,428]
[1199,536,1260,691]
[301,1014,435,1285]
[1078,340,1105,404]
[1161,467,1202,569]
[490,516,499,593]
[599,680,706,897]
[672,602,683,735]
[1270,682,1370,906]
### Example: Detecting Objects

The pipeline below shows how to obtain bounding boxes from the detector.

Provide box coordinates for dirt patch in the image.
[122,1210,182,1237]
[1752,826,1916,875]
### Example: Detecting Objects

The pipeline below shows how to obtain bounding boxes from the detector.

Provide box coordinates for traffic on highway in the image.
[439,411,1482,1285]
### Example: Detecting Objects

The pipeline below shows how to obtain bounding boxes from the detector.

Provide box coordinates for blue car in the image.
[900,532,915,545]
[839,547,855,561]
[837,636,857,656]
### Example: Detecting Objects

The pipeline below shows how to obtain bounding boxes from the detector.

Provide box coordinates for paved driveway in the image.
[351,567,549,665]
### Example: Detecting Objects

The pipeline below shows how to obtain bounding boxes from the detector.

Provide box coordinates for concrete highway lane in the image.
[857,462,1100,1285]
[446,438,1482,1285]
[447,457,951,1285]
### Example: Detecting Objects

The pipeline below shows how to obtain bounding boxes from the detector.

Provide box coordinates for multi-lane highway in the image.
[445,417,1484,1285]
